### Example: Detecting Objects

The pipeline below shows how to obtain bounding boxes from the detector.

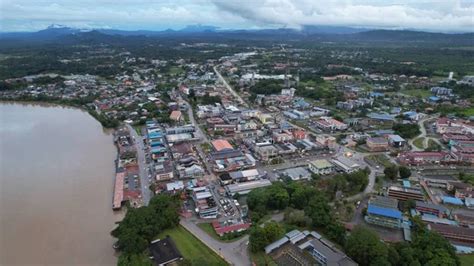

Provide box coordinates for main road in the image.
[213,66,248,107]
[126,124,152,205]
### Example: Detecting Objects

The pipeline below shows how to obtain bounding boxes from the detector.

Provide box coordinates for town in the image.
[1,32,474,266]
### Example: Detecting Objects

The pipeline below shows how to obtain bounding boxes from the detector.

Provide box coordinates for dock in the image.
[113,171,125,210]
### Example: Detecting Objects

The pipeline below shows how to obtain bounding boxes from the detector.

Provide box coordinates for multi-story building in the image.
[388,186,424,201]
[308,159,335,175]
[365,196,402,228]
[192,187,218,219]
[366,137,389,151]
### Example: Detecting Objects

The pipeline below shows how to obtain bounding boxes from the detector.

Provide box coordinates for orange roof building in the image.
[170,110,182,121]
[211,139,233,151]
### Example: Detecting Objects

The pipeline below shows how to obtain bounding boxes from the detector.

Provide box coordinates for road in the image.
[214,66,248,107]
[408,115,441,151]
[183,100,216,181]
[180,218,251,266]
[126,124,152,205]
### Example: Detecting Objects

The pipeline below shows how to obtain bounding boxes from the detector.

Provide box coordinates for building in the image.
[169,110,182,122]
[388,186,424,201]
[192,187,218,219]
[365,196,402,228]
[366,137,389,152]
[211,139,234,152]
[388,134,406,148]
[265,230,357,266]
[212,220,251,236]
[308,159,335,175]
[397,151,451,165]
[255,144,279,161]
[415,201,448,217]
[225,179,272,196]
[315,117,348,131]
[281,167,312,181]
[149,237,183,266]
[428,223,474,248]
[228,169,263,182]
[331,157,360,173]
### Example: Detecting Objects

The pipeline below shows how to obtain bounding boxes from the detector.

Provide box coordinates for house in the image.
[211,139,233,152]
[308,159,334,175]
[149,237,183,266]
[192,186,218,219]
[169,110,182,122]
[365,203,402,229]
[315,117,348,131]
[255,144,279,161]
[366,137,389,151]
[212,220,251,236]
[292,129,306,140]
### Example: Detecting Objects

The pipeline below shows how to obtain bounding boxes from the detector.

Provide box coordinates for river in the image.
[0,102,123,265]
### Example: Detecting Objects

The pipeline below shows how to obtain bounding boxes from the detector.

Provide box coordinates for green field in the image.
[413,137,425,149]
[366,154,392,168]
[461,107,474,117]
[460,254,474,266]
[157,226,228,266]
[169,66,184,75]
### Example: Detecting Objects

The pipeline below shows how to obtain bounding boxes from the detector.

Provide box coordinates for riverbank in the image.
[0,96,119,128]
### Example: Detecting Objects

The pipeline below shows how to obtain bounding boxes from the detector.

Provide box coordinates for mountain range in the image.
[1,24,473,46]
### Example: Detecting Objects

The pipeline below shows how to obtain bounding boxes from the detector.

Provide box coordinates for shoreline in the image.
[0,98,120,128]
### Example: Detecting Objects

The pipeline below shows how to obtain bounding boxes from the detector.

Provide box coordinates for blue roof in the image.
[367,113,395,121]
[442,196,464,205]
[403,180,411,188]
[368,204,402,219]
[429,96,440,101]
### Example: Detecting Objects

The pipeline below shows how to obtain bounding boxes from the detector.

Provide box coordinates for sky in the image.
[1,0,473,32]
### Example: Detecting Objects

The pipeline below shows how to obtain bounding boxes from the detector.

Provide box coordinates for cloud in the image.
[0,0,473,32]
[212,0,474,32]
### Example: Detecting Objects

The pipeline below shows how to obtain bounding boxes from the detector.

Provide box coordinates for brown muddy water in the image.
[0,102,123,265]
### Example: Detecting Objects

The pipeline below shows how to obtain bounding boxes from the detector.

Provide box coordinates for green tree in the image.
[345,226,390,266]
[399,166,412,179]
[249,222,285,252]
[305,193,332,228]
[384,164,399,180]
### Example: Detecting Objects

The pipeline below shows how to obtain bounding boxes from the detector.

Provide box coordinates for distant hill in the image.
[1,24,473,46]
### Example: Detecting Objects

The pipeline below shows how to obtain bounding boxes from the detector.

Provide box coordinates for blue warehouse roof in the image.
[442,196,464,206]
[368,204,402,220]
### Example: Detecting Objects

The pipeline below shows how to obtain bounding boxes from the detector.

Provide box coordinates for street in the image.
[126,124,152,205]
[214,66,248,107]
[180,218,251,266]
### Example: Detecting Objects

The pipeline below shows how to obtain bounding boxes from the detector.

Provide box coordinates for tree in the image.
[284,208,311,227]
[305,193,332,228]
[249,222,284,252]
[325,221,347,246]
[399,166,411,179]
[393,123,421,139]
[345,226,390,266]
[384,164,399,180]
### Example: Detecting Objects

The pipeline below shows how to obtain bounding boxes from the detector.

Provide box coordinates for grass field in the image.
[169,66,184,75]
[366,154,393,168]
[461,107,474,117]
[401,89,431,98]
[413,137,425,149]
[459,254,474,266]
[157,226,228,266]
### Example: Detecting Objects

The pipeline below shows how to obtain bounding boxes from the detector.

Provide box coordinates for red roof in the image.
[211,139,233,151]
[212,221,251,235]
